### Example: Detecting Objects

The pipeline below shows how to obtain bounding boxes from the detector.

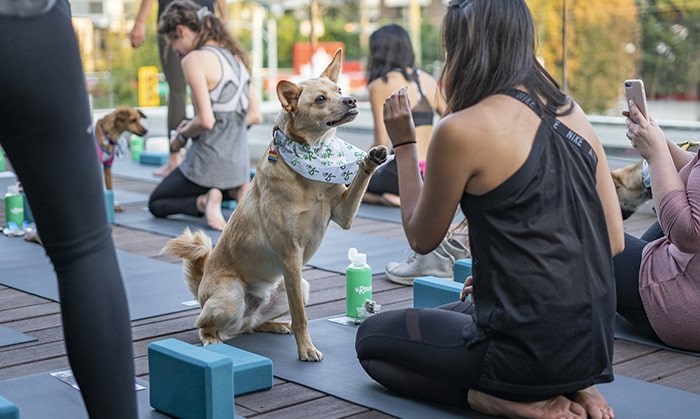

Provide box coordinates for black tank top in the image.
[460,89,615,396]
[410,71,434,127]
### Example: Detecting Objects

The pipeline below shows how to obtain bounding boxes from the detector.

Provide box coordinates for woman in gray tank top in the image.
[148,0,261,231]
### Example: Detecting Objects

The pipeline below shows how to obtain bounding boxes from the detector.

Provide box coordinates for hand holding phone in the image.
[624,79,648,120]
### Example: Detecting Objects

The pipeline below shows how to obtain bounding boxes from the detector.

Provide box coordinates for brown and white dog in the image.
[611,140,699,219]
[162,50,387,361]
[95,107,148,211]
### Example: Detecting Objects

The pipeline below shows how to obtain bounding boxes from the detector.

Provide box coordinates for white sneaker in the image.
[385,242,455,286]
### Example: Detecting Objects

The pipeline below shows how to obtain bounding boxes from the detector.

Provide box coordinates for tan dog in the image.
[95,107,148,211]
[611,140,699,219]
[162,50,388,361]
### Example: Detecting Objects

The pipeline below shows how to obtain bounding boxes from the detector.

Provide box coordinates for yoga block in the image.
[221,200,237,210]
[0,395,18,419]
[148,339,234,419]
[139,150,169,166]
[453,258,473,283]
[204,344,273,396]
[104,189,114,224]
[413,276,462,308]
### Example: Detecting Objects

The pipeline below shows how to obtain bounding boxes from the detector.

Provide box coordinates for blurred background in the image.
[71,0,700,120]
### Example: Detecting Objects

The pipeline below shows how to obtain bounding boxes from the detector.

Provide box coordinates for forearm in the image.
[393,143,423,242]
[133,0,155,24]
[648,151,685,213]
[666,137,694,171]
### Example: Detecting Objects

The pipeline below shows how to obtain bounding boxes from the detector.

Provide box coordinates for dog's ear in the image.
[320,49,343,83]
[115,108,132,121]
[277,80,302,113]
[137,109,148,119]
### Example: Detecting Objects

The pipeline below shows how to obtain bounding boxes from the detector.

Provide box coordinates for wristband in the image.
[393,140,417,149]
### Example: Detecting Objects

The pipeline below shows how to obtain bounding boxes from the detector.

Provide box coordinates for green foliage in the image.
[638,0,700,99]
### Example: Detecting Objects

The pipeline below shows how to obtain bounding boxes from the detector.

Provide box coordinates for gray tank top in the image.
[179,46,251,189]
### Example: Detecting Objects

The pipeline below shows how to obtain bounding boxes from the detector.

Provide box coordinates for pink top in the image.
[640,152,700,351]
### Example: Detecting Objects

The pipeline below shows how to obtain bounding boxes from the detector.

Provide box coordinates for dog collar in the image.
[271,127,366,184]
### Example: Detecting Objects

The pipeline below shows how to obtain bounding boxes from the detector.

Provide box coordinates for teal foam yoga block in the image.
[413,276,462,308]
[0,395,18,419]
[139,150,169,166]
[204,344,273,396]
[453,258,473,283]
[148,339,234,419]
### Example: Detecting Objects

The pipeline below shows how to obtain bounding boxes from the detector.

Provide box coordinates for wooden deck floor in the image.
[1,175,699,418]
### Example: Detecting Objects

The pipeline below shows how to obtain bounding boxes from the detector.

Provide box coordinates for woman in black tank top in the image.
[356,2,625,418]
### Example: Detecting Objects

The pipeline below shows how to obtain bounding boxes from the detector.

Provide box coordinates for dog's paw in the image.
[114,204,124,213]
[366,145,388,167]
[255,320,292,334]
[299,345,323,362]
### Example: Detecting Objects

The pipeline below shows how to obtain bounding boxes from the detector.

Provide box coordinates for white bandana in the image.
[271,128,366,184]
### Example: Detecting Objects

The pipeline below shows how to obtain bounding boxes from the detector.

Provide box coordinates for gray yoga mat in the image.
[113,188,150,205]
[0,372,168,419]
[0,236,196,321]
[356,203,466,225]
[111,157,164,184]
[227,317,700,419]
[615,314,700,357]
[114,208,234,243]
[114,209,410,274]
[0,325,36,348]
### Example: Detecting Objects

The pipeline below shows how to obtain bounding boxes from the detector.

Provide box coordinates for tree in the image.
[528,0,640,113]
[638,0,700,99]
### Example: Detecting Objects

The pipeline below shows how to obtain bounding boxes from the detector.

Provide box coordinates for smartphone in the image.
[624,79,648,119]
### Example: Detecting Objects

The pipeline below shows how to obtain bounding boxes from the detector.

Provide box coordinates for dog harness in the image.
[95,123,127,168]
[271,127,366,184]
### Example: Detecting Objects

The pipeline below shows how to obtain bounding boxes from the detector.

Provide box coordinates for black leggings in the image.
[0,2,137,418]
[148,168,237,217]
[356,302,489,409]
[612,221,664,341]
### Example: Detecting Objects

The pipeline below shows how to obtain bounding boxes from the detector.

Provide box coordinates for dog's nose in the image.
[343,96,357,108]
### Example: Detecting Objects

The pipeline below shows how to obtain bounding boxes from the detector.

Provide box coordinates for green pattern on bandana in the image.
[273,128,366,184]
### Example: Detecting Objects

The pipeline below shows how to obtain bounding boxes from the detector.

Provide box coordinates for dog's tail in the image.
[161,228,212,297]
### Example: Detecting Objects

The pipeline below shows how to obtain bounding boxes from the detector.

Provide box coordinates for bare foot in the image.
[197,189,227,231]
[569,387,614,419]
[468,389,587,419]
[154,153,182,177]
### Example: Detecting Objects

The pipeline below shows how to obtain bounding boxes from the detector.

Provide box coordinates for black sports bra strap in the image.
[503,88,597,165]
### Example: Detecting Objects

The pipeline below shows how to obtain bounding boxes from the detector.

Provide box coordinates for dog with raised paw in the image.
[162,49,387,362]
[95,107,148,211]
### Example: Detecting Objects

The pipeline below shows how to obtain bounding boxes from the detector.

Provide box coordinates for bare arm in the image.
[368,80,393,150]
[178,52,216,138]
[215,0,227,23]
[129,0,156,48]
[627,102,686,215]
[383,87,472,253]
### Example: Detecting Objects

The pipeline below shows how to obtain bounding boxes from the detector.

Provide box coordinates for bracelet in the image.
[392,140,417,149]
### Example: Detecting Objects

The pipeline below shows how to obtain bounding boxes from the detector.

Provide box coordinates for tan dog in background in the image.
[95,107,148,211]
[611,140,699,219]
[162,50,387,361]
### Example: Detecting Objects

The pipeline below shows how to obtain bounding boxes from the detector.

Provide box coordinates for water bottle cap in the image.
[348,247,367,266]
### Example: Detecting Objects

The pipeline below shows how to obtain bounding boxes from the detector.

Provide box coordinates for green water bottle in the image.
[346,248,372,319]
[130,135,145,161]
[0,148,5,171]
[4,183,24,227]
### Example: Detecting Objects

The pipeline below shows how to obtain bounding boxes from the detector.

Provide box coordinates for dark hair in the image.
[441,0,572,117]
[366,24,415,84]
[158,0,250,71]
